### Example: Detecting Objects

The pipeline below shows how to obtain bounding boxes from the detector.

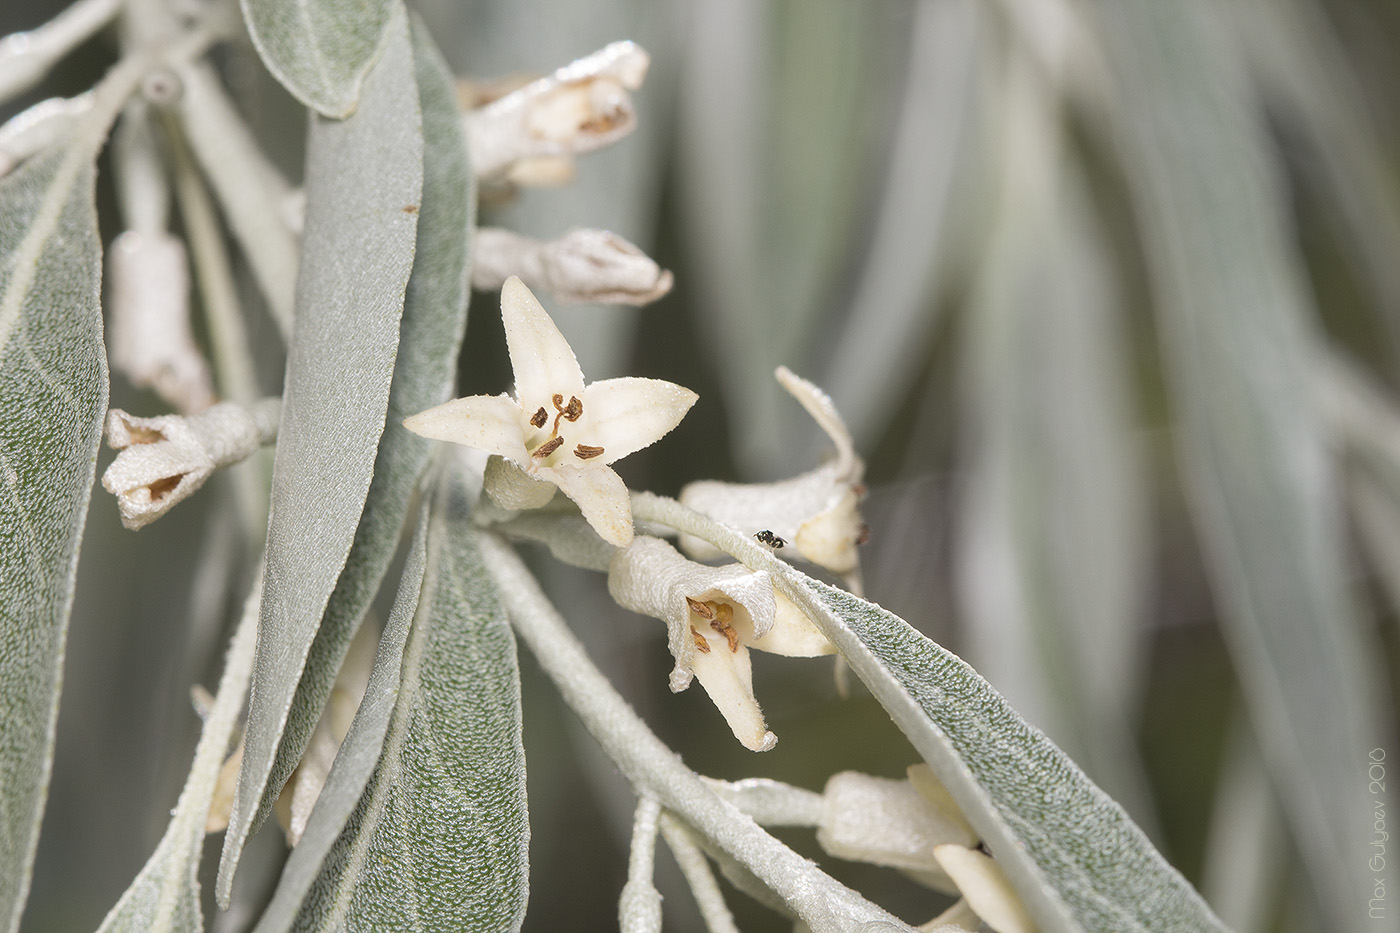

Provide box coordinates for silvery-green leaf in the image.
[1092,4,1387,927]
[957,59,1154,829]
[252,502,429,932]
[95,575,261,933]
[788,577,1227,933]
[821,0,980,453]
[0,146,105,932]
[240,0,396,119]
[217,9,423,905]
[249,15,475,864]
[1237,0,1400,356]
[285,468,528,932]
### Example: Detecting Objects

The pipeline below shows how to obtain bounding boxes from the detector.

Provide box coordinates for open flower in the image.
[404,277,696,546]
[680,366,866,579]
[608,535,834,751]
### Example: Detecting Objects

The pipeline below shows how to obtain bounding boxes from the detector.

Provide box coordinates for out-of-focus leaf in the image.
[821,0,980,452]
[0,146,106,931]
[217,9,423,905]
[678,0,876,472]
[285,468,528,932]
[788,576,1227,933]
[240,0,396,118]
[252,503,429,932]
[1238,0,1400,359]
[250,14,475,862]
[1200,718,1286,933]
[95,575,261,933]
[1092,4,1387,927]
[957,58,1154,828]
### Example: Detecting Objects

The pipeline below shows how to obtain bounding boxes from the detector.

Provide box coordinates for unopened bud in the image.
[473,227,672,306]
[108,230,215,414]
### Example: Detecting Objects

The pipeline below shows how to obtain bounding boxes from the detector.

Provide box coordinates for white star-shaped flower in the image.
[404,276,697,546]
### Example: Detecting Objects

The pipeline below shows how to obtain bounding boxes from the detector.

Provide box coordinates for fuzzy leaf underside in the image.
[0,147,106,933]
[241,0,397,118]
[783,576,1229,933]
[217,8,424,905]
[251,13,476,860]
[290,469,528,932]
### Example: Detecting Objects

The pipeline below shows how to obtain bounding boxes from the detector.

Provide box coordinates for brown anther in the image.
[685,596,714,620]
[574,444,604,460]
[710,603,740,652]
[530,407,549,428]
[551,393,584,432]
[856,523,871,546]
[690,627,711,653]
[532,436,564,459]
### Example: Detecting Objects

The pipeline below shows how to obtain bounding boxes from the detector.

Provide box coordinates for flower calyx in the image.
[404,277,696,546]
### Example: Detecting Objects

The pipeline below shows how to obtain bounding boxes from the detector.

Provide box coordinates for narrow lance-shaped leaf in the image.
[249,14,475,858]
[631,495,1227,933]
[287,466,528,932]
[240,0,396,118]
[217,8,423,905]
[795,577,1226,933]
[253,501,430,932]
[0,148,105,929]
[1092,4,1387,928]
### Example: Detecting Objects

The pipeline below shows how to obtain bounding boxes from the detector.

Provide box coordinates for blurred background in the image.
[6,0,1400,930]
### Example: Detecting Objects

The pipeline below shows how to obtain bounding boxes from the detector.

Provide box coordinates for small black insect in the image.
[753,529,786,549]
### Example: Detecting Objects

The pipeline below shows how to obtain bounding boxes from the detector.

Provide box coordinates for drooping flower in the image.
[608,535,834,751]
[102,399,280,529]
[404,277,696,546]
[679,366,867,580]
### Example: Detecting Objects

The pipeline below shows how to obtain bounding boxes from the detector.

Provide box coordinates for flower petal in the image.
[403,393,529,462]
[581,376,698,464]
[776,365,859,478]
[688,634,775,752]
[539,462,634,546]
[931,845,1036,933]
[747,593,835,658]
[501,275,584,412]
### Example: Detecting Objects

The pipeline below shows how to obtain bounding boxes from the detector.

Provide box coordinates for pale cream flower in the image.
[404,277,696,546]
[933,844,1038,933]
[465,41,649,184]
[608,535,833,751]
[102,399,279,529]
[680,366,866,577]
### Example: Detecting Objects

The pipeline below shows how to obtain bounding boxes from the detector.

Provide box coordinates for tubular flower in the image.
[679,366,866,578]
[404,277,696,546]
[608,535,834,752]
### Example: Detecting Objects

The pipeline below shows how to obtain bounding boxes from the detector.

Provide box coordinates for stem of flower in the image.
[0,0,123,106]
[175,61,299,340]
[478,532,912,933]
[620,795,662,933]
[657,813,740,933]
